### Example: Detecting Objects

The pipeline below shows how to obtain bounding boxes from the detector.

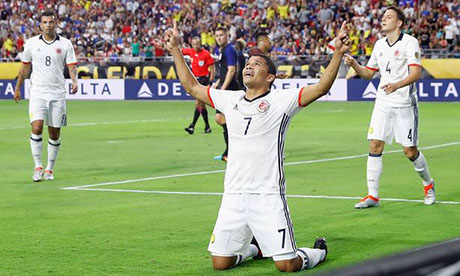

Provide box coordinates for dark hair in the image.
[215,26,228,33]
[256,31,269,41]
[250,53,277,87]
[385,6,405,27]
[40,10,56,22]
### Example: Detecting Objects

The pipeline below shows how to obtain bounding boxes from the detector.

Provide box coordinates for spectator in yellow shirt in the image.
[3,35,13,53]
[277,4,289,19]
[267,6,275,20]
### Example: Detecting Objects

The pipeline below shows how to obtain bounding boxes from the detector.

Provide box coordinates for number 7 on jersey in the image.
[243,117,252,135]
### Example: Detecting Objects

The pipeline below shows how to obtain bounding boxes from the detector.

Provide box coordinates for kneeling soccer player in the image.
[164,21,350,272]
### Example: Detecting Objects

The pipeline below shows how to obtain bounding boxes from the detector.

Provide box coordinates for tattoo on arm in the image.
[69,66,78,82]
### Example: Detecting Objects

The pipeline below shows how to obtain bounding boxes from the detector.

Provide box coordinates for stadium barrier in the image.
[2,58,459,80]
[314,238,460,276]
[1,79,459,102]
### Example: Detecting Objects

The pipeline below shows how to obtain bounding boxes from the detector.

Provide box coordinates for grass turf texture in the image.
[1,100,459,276]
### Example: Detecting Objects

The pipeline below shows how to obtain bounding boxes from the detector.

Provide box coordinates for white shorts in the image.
[29,97,67,128]
[208,193,297,260]
[367,103,419,147]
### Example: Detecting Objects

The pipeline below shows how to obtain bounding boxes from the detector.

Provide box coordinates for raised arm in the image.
[14,63,31,103]
[299,22,350,107]
[344,54,377,80]
[164,23,210,105]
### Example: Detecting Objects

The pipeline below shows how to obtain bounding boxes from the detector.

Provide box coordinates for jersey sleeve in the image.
[205,51,215,66]
[21,39,32,64]
[405,38,422,67]
[279,87,305,116]
[224,45,237,66]
[207,87,235,112]
[182,48,192,56]
[66,41,78,66]
[366,42,379,71]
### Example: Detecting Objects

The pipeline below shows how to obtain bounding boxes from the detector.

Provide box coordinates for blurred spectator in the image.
[0,0,459,62]
[131,37,140,57]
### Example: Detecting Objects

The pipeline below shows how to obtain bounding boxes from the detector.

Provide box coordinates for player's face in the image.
[191,39,201,52]
[381,10,401,33]
[215,30,228,47]
[242,56,275,88]
[40,16,57,36]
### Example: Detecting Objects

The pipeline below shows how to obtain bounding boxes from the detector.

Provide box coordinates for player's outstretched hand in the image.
[70,82,78,94]
[343,54,355,66]
[163,20,180,52]
[14,88,21,103]
[335,21,350,54]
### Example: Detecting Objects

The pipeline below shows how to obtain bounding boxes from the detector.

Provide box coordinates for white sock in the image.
[411,151,432,186]
[46,138,61,171]
[234,244,258,266]
[30,133,43,168]
[296,247,326,270]
[367,154,383,198]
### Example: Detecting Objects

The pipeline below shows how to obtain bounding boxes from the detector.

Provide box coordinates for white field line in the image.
[62,170,226,190]
[0,118,173,130]
[62,187,460,205]
[62,141,460,190]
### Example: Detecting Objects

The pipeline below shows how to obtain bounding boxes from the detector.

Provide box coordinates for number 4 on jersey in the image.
[385,61,391,74]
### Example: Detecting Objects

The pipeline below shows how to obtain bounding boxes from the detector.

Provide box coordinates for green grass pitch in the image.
[1,100,459,276]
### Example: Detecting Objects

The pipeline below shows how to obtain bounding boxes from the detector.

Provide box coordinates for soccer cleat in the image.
[354,195,380,209]
[424,181,436,205]
[43,170,54,180]
[251,237,266,259]
[184,125,194,135]
[204,126,212,133]
[313,237,328,263]
[213,154,227,162]
[33,167,44,182]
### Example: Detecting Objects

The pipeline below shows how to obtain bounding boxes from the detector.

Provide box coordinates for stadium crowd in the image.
[1,0,460,61]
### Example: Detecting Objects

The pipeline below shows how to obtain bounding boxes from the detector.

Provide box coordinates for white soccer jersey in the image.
[208,86,305,194]
[366,33,421,107]
[22,34,77,99]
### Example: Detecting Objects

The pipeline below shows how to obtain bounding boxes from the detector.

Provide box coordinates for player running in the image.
[164,21,350,272]
[344,7,436,208]
[182,37,215,134]
[14,10,78,182]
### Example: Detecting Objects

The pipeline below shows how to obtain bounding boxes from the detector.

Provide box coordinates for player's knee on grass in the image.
[404,146,418,160]
[275,257,302,272]
[211,255,237,270]
[369,139,384,155]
